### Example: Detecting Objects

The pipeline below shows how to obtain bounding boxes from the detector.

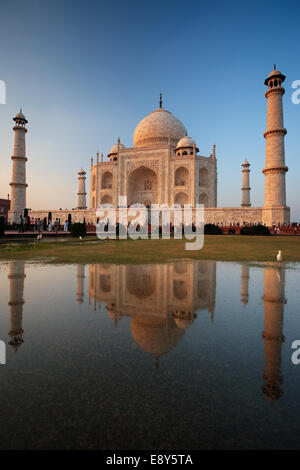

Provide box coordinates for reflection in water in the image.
[88,262,216,364]
[241,265,250,306]
[76,264,85,304]
[261,266,286,402]
[8,260,25,349]
[6,260,287,402]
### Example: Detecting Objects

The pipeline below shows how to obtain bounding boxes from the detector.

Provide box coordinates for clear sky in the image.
[0,0,299,218]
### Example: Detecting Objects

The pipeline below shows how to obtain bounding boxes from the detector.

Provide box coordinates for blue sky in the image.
[0,0,299,218]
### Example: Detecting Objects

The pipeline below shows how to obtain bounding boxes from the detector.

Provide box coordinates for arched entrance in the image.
[199,167,209,186]
[101,171,113,189]
[175,192,188,206]
[128,166,157,206]
[175,166,189,186]
[199,193,209,208]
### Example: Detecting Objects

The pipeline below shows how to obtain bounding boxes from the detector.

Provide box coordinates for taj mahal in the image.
[7,66,290,227]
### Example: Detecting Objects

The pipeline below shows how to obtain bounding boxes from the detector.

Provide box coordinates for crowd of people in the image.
[5,216,72,233]
[3,216,300,235]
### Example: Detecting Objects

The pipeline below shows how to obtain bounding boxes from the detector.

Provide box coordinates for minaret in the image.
[8,260,26,349]
[241,159,251,207]
[211,144,217,207]
[9,110,28,223]
[77,169,87,209]
[241,264,250,305]
[76,264,85,304]
[262,66,289,225]
[261,265,286,402]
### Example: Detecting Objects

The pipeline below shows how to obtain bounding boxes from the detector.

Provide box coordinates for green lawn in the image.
[0,235,299,264]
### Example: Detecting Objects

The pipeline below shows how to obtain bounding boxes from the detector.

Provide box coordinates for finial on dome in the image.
[117,137,120,144]
[159,93,162,109]
[274,64,276,70]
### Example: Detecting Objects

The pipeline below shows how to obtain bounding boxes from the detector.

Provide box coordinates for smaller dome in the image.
[13,109,28,123]
[242,159,250,166]
[109,141,125,155]
[78,168,86,175]
[268,69,281,78]
[265,67,286,86]
[176,136,195,149]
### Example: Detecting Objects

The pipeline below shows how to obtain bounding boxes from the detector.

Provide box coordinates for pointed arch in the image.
[175,166,189,186]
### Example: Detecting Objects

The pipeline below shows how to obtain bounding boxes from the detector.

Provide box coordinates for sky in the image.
[0,0,299,218]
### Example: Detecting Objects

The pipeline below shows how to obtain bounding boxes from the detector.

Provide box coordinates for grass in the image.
[0,235,299,264]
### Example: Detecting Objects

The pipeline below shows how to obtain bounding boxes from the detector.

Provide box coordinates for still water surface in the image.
[0,260,300,449]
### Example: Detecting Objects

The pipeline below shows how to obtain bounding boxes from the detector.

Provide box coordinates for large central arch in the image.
[128,166,158,206]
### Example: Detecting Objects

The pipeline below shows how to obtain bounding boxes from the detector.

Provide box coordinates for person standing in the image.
[18,214,23,233]
[54,218,59,233]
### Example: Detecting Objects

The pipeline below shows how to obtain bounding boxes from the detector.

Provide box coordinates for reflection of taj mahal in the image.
[89,261,216,364]
[7,260,287,400]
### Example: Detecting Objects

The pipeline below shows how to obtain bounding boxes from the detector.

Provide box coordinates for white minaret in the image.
[241,159,251,207]
[262,66,290,225]
[77,168,87,210]
[9,110,28,223]
[211,144,217,207]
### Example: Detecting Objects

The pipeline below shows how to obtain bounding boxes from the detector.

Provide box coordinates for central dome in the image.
[133,107,187,148]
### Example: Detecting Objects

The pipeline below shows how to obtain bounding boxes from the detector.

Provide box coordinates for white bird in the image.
[277,250,282,262]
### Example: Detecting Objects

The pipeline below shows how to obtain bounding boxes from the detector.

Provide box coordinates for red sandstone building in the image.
[0,198,11,222]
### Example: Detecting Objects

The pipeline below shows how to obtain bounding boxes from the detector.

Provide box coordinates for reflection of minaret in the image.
[208,262,216,322]
[76,264,85,304]
[262,266,286,402]
[241,265,249,305]
[8,260,26,349]
[194,261,216,322]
